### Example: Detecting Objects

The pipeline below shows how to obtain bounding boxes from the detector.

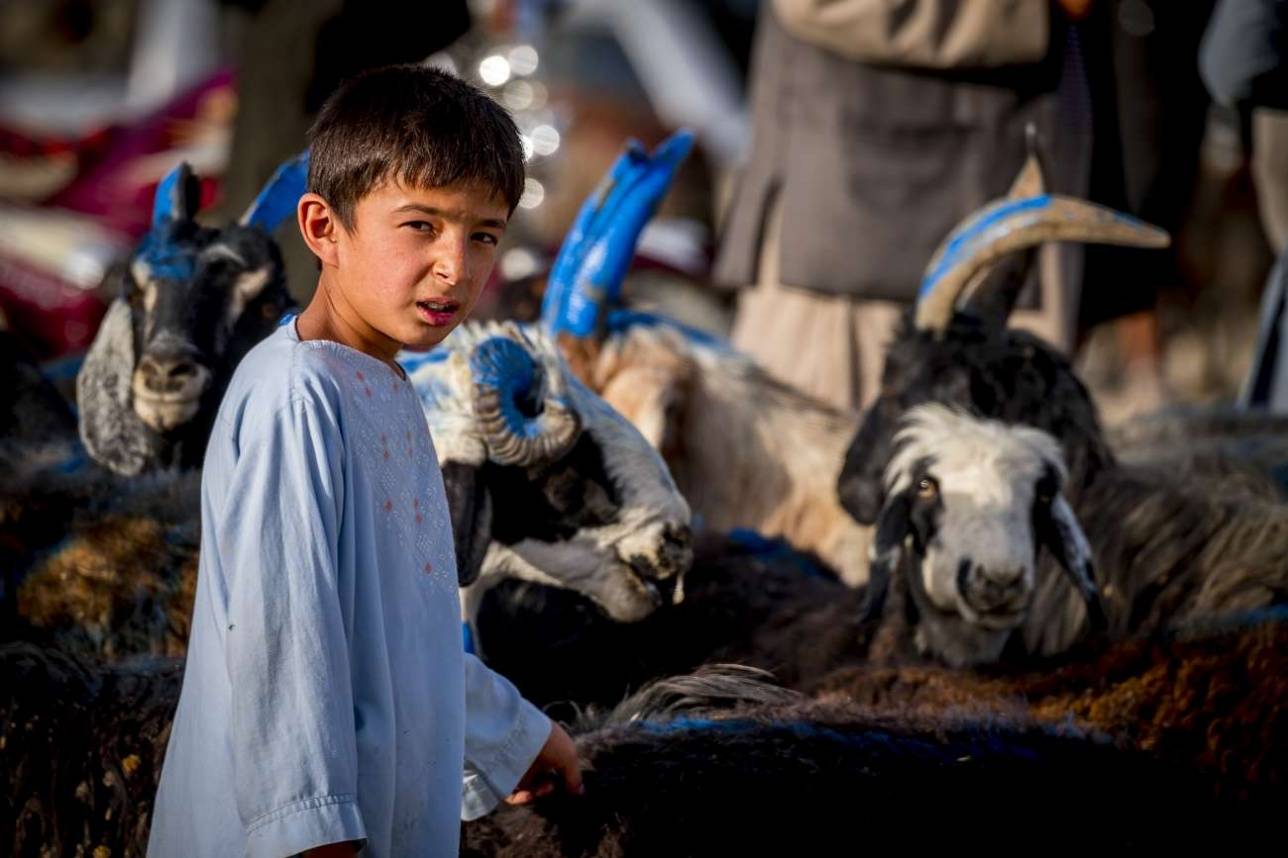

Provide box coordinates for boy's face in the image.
[331,179,509,352]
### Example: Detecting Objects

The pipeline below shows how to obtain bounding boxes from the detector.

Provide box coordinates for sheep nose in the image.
[138,353,201,395]
[958,560,1028,612]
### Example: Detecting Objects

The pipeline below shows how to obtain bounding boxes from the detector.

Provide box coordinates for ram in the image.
[837,169,1288,663]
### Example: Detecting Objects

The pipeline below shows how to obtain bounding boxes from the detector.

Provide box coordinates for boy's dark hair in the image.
[308,64,525,227]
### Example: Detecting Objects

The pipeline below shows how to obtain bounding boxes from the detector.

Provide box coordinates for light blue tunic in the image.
[149,322,550,857]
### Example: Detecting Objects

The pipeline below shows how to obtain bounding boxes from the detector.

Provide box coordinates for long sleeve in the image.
[771,0,1049,69]
[459,654,552,821]
[218,396,367,857]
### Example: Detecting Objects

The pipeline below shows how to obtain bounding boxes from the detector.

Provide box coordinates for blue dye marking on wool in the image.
[603,309,729,351]
[397,348,450,376]
[469,337,543,438]
[726,528,833,580]
[920,195,1052,297]
[135,227,198,283]
[40,353,84,382]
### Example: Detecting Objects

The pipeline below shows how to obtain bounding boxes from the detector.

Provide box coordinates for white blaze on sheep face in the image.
[882,405,1071,665]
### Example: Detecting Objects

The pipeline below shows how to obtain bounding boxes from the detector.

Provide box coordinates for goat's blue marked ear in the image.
[543,129,695,338]
[240,150,310,233]
[151,162,201,228]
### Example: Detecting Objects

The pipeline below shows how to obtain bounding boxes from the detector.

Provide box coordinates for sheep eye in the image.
[917,477,938,497]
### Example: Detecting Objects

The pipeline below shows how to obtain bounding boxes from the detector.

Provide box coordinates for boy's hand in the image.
[507,722,583,804]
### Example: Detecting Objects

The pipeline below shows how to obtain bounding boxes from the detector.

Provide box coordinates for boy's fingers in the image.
[506,790,535,805]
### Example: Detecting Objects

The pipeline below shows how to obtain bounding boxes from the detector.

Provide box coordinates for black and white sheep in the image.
[472,403,1102,708]
[836,178,1288,664]
[537,134,1173,589]
[403,319,693,626]
[76,156,304,475]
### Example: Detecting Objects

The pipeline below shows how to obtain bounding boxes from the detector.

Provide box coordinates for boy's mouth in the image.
[416,299,460,326]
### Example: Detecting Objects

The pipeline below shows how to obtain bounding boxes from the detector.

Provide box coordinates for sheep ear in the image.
[442,461,493,587]
[838,398,898,525]
[860,492,911,623]
[153,161,201,227]
[240,150,309,232]
[1040,494,1108,632]
[76,299,156,475]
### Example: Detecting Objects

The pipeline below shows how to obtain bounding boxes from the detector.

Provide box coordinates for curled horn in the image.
[915,187,1170,336]
[541,130,695,341]
[240,151,310,233]
[470,336,581,466]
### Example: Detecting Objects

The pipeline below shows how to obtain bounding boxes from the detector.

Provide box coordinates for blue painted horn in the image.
[541,130,695,339]
[469,336,580,466]
[915,153,1170,335]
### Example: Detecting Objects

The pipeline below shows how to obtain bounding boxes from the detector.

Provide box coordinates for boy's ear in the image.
[297,192,341,267]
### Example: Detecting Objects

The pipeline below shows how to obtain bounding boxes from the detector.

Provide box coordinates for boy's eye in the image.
[403,221,435,233]
[473,232,500,246]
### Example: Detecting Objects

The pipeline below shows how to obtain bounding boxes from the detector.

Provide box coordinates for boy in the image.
[149,65,580,857]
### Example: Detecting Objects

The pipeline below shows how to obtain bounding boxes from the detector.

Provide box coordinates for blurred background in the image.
[0,0,1278,422]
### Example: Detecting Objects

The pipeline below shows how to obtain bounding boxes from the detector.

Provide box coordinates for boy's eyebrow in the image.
[393,203,508,229]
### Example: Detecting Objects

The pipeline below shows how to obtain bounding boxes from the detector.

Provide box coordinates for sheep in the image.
[401,320,693,626]
[537,133,1172,589]
[472,402,1103,714]
[836,164,1288,662]
[815,607,1288,799]
[536,131,873,585]
[75,155,305,475]
[1,648,1262,858]
[3,466,201,660]
[460,676,1269,857]
[4,320,692,660]
[475,543,1288,803]
[0,643,182,858]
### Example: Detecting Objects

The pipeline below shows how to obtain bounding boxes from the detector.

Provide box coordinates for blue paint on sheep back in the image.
[469,337,546,438]
[604,309,731,352]
[727,528,835,580]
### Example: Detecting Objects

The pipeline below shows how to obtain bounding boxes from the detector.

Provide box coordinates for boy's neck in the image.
[296,277,404,372]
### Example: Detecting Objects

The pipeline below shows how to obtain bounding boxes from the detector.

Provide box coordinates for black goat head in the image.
[78,156,306,474]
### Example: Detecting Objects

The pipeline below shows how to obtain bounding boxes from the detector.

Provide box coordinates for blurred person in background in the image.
[714,0,1213,415]
[1202,0,1288,408]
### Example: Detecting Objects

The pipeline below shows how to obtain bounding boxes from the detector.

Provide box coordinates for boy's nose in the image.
[432,243,468,284]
